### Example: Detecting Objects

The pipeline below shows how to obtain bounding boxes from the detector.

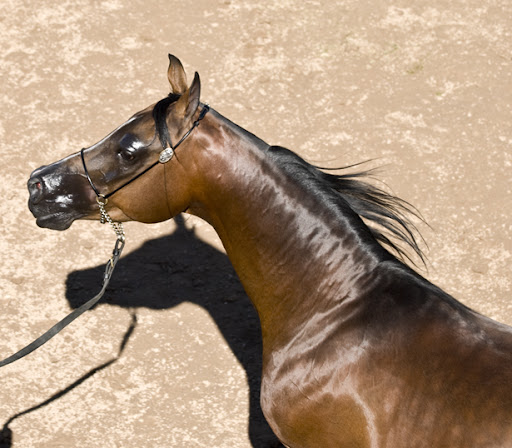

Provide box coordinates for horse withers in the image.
[27,55,512,448]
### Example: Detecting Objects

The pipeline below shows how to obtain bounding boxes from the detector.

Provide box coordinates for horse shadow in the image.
[6,214,280,448]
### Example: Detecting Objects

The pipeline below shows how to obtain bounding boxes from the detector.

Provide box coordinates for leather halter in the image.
[81,104,210,201]
[0,105,209,368]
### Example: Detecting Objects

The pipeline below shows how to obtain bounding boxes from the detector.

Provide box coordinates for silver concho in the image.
[159,147,174,163]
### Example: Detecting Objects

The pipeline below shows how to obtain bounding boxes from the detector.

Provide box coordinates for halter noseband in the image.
[80,104,210,203]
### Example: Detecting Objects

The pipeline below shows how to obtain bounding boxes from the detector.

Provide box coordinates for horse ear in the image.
[174,72,201,122]
[167,54,188,94]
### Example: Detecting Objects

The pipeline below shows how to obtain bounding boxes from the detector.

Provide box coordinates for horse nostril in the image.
[28,177,44,204]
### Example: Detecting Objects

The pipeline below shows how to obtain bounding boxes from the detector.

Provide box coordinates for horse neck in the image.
[186,109,388,347]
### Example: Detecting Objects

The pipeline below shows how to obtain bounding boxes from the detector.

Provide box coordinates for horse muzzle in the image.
[27,166,92,230]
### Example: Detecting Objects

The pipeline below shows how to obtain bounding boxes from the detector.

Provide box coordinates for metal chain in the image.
[96,196,125,242]
[0,103,211,368]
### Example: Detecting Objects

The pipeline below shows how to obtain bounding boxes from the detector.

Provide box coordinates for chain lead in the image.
[96,196,125,242]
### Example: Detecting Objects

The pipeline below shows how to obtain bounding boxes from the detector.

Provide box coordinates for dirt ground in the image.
[0,1,510,447]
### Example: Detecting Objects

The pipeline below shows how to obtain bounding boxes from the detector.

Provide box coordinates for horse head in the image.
[28,55,205,230]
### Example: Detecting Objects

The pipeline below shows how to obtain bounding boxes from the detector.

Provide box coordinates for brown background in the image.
[0,1,511,447]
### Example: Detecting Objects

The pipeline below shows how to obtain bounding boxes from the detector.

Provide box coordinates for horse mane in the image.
[266,146,426,266]
[152,97,426,266]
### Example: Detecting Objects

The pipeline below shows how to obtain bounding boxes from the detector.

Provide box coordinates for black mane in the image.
[153,97,425,265]
[267,146,426,266]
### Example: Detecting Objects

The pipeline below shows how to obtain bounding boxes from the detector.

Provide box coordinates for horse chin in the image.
[29,205,80,230]
[35,213,76,231]
[28,195,89,230]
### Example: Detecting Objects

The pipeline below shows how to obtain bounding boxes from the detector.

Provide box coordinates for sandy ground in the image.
[0,1,510,447]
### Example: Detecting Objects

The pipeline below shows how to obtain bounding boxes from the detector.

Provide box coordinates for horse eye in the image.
[118,147,136,161]
[118,134,144,162]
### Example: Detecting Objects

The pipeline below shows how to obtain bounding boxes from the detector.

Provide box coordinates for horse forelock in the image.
[152,93,181,149]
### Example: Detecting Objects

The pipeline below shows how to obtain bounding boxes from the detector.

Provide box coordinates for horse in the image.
[27,55,512,448]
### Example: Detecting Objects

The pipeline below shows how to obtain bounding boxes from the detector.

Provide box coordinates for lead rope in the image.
[0,205,125,368]
[1,105,211,368]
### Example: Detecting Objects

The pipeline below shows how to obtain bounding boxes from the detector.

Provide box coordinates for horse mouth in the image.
[29,203,82,231]
[34,210,77,230]
[35,213,74,230]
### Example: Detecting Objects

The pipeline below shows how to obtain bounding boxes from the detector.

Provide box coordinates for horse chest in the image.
[259,339,377,448]
[260,374,374,447]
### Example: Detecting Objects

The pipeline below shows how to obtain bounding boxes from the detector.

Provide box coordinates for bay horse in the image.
[27,55,512,447]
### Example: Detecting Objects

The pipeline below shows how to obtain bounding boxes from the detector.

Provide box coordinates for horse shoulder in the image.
[366,261,512,445]
[262,261,512,447]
